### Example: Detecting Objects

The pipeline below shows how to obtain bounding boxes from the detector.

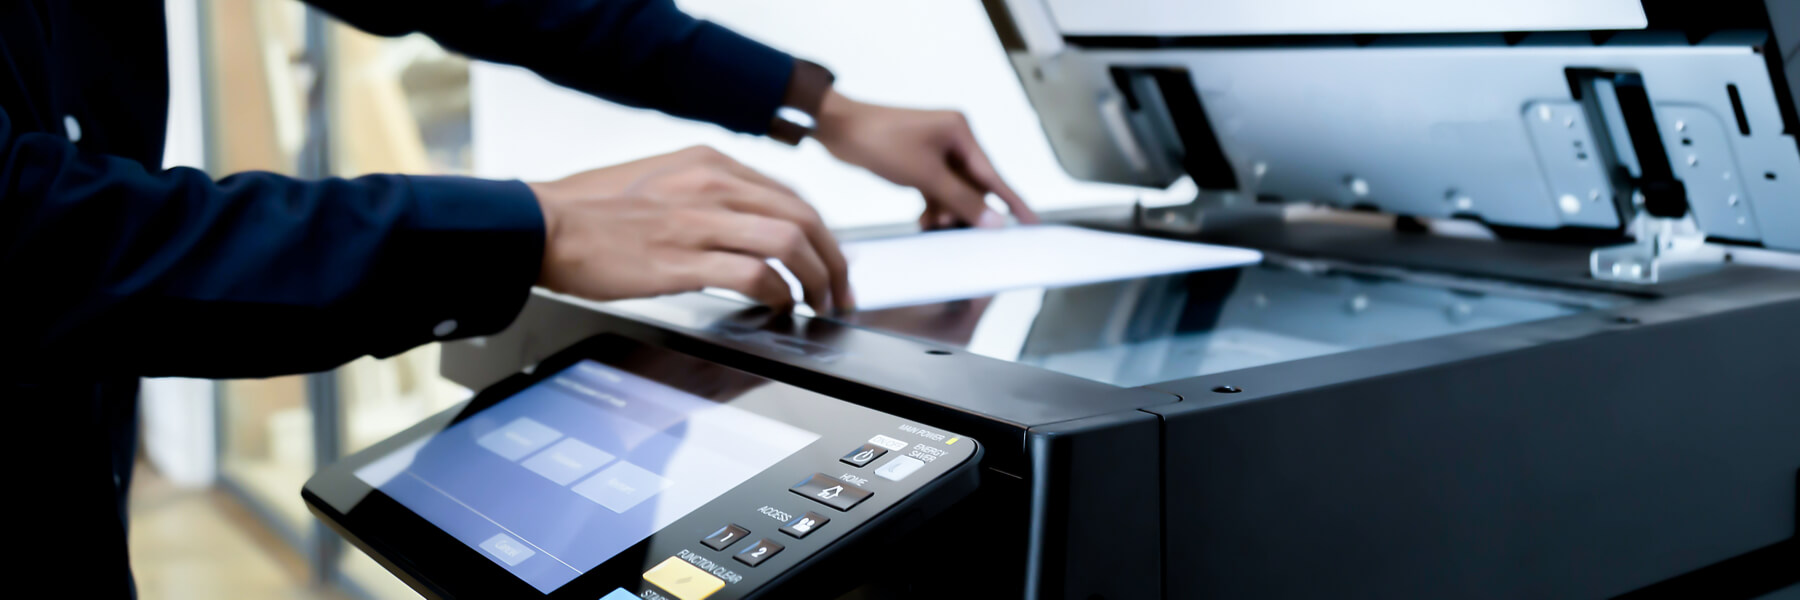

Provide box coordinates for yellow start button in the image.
[643,556,725,600]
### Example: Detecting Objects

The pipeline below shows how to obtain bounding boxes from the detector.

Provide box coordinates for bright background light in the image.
[470,0,1171,229]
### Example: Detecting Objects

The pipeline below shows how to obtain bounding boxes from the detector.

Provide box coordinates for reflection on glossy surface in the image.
[842,262,1614,387]
[355,359,819,593]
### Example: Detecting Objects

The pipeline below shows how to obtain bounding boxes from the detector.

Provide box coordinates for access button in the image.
[733,538,785,567]
[789,472,873,511]
[643,556,724,600]
[840,443,887,468]
[701,523,749,551]
[779,511,829,539]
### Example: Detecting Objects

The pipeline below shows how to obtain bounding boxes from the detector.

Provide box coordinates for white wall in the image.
[163,0,206,172]
[471,0,1166,229]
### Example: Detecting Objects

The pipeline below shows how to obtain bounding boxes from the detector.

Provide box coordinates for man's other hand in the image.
[813,90,1038,230]
[529,146,851,313]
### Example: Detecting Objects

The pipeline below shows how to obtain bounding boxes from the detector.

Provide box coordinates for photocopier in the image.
[310,1,1800,598]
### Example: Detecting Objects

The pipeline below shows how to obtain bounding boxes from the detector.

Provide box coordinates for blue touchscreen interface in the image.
[355,359,821,592]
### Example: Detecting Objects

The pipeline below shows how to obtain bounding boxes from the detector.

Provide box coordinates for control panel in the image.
[304,334,981,600]
[629,427,977,600]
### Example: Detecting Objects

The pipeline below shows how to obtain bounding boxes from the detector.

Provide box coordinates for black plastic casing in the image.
[443,214,1800,599]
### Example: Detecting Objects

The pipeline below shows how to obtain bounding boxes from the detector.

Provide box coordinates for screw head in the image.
[1559,194,1582,214]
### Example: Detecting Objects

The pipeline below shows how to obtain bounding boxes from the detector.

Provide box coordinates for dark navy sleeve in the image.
[304,0,796,135]
[1,106,545,379]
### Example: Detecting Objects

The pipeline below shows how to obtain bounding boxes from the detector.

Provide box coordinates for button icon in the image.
[475,417,563,461]
[868,434,910,451]
[733,538,785,567]
[572,461,672,514]
[521,437,615,485]
[701,524,750,551]
[875,455,926,482]
[643,556,725,600]
[780,511,829,539]
[477,533,536,567]
[840,443,887,468]
[789,473,872,511]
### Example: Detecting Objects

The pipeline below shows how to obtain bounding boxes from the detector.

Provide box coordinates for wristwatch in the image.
[769,59,835,146]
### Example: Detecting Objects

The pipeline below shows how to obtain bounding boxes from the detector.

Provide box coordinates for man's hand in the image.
[812,90,1039,230]
[529,146,851,313]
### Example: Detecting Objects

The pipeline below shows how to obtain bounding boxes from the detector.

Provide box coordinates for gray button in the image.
[63,115,81,142]
[875,455,925,482]
[840,443,886,468]
[433,319,458,337]
[789,472,872,511]
[733,538,784,567]
[779,511,829,539]
[478,533,536,566]
[521,438,615,486]
[475,417,563,461]
[701,523,750,551]
[572,461,671,513]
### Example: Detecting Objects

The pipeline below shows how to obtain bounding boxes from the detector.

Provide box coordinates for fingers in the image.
[917,115,1028,227]
[689,252,795,312]
[694,211,832,313]
[950,129,1040,224]
[917,203,960,231]
[919,163,992,226]
[713,181,854,311]
[630,147,854,310]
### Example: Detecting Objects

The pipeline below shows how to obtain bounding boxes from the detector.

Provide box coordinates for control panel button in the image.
[875,455,926,482]
[790,473,873,511]
[733,538,785,567]
[643,556,725,600]
[477,533,535,566]
[867,434,910,451]
[779,511,829,539]
[701,524,750,551]
[840,443,887,468]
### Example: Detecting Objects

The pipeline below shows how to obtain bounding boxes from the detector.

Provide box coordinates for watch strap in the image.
[769,59,835,145]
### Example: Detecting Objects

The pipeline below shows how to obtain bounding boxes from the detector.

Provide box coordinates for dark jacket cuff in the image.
[686,21,796,135]
[368,176,544,356]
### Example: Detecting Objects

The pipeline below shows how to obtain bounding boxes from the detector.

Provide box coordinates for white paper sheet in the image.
[842,225,1263,311]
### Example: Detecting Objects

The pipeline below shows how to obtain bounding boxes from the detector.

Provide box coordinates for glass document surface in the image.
[353,360,820,593]
[841,260,1620,388]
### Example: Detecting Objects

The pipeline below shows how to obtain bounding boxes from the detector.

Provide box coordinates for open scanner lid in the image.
[982,0,1800,251]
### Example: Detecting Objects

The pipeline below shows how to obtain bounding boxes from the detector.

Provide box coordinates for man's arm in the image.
[304,0,793,135]
[306,0,1038,228]
[1,106,544,379]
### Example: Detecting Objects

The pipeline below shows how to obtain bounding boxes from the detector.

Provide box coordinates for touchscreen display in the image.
[354,359,821,593]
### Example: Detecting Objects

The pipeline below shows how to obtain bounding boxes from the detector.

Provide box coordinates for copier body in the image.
[444,1,1800,597]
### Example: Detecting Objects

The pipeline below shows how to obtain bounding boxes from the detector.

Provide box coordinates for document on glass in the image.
[843,224,1263,311]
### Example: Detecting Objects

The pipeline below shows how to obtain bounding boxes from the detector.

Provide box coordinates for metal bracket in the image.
[1590,214,1726,284]
[1134,162,1284,239]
